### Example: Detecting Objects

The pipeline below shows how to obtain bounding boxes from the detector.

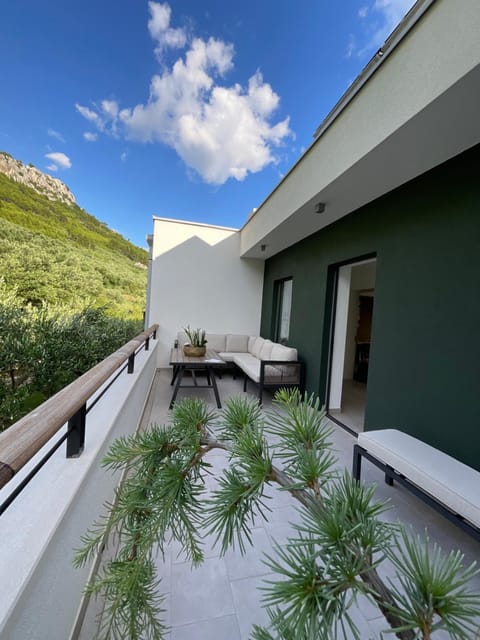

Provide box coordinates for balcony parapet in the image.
[0,324,158,493]
[0,326,159,640]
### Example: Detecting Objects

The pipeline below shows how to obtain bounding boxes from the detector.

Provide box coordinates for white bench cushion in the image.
[358,429,480,529]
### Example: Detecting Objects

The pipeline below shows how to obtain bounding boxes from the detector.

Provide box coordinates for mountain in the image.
[0,152,148,319]
[0,151,76,205]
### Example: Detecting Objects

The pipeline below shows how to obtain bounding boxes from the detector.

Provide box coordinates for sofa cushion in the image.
[205,334,227,351]
[226,334,249,353]
[271,344,297,361]
[248,336,257,352]
[259,340,274,360]
[218,352,235,362]
[250,337,265,358]
[233,353,261,382]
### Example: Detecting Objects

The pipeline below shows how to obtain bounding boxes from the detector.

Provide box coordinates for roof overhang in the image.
[240,0,480,259]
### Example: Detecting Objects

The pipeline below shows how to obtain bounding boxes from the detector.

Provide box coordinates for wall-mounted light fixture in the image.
[260,244,267,252]
[314,202,326,214]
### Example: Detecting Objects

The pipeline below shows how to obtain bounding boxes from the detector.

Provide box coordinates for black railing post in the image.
[128,353,135,373]
[153,329,157,339]
[145,336,150,351]
[67,404,86,458]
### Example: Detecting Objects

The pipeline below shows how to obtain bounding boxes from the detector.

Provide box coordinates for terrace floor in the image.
[80,369,480,640]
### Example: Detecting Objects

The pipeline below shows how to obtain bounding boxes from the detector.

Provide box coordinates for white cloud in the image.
[148,1,187,60]
[75,4,290,185]
[350,0,416,57]
[83,132,98,142]
[45,152,72,170]
[120,151,128,162]
[47,128,65,143]
[75,103,101,125]
[345,34,356,58]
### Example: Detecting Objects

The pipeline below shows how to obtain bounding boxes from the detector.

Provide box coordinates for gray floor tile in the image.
[170,557,235,627]
[224,526,273,581]
[171,614,241,640]
[230,573,275,640]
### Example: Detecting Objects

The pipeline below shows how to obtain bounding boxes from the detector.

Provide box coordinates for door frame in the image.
[322,253,376,435]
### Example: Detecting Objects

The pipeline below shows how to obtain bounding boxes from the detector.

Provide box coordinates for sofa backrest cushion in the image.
[250,337,265,358]
[271,344,297,361]
[248,336,257,352]
[176,331,226,352]
[225,334,249,352]
[259,340,274,360]
[205,334,227,351]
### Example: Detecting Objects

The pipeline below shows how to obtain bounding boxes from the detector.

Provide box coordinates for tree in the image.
[76,391,480,640]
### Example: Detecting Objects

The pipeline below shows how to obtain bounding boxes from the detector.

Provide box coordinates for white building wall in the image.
[147,218,265,366]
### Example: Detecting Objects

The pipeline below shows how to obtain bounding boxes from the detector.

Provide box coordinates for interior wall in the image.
[344,262,376,380]
[147,219,265,366]
[260,144,480,470]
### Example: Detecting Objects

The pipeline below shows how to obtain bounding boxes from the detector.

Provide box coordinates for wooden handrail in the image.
[0,324,159,490]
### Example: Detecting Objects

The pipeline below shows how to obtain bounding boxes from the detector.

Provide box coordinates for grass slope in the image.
[0,172,147,318]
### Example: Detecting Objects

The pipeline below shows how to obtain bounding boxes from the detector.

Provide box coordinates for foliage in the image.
[0,171,147,319]
[183,325,207,347]
[76,391,480,640]
[0,280,142,430]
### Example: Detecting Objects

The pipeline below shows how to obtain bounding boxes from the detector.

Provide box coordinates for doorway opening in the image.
[327,258,376,433]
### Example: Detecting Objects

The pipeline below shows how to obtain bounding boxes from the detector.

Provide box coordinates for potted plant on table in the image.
[183,326,207,357]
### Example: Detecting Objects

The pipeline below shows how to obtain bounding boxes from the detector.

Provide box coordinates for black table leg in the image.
[171,365,179,386]
[209,366,222,408]
[170,365,185,409]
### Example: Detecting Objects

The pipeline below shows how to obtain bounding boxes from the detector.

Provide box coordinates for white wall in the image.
[147,218,265,366]
[0,342,158,640]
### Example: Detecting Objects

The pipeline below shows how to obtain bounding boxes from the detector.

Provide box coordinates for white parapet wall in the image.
[146,217,265,366]
[0,340,158,640]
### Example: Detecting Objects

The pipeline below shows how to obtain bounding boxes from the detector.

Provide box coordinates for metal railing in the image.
[0,324,158,513]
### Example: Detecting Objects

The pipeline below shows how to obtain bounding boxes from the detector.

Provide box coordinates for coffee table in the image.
[169,348,227,409]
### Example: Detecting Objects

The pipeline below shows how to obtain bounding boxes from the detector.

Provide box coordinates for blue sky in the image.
[0,0,415,249]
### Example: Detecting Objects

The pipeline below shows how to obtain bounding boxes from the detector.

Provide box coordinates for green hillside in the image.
[0,171,148,318]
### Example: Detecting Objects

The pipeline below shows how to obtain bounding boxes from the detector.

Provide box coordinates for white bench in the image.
[353,429,480,541]
[176,332,305,404]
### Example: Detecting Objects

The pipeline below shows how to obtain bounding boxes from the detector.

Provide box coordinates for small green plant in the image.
[183,325,207,347]
[75,391,480,640]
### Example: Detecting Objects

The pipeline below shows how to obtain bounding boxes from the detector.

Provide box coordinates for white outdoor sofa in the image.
[353,429,480,541]
[176,332,305,404]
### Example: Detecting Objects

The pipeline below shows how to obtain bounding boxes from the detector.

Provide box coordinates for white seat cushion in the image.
[358,429,480,529]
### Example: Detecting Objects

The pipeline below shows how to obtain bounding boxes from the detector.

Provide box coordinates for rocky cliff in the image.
[0,152,76,206]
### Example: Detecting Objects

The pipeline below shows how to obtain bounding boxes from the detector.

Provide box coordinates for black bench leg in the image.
[243,375,247,392]
[385,464,394,486]
[258,382,264,405]
[352,444,362,481]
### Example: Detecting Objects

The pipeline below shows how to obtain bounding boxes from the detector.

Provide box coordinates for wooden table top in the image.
[169,348,227,367]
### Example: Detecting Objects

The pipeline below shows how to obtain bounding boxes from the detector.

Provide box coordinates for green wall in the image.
[260,144,480,470]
